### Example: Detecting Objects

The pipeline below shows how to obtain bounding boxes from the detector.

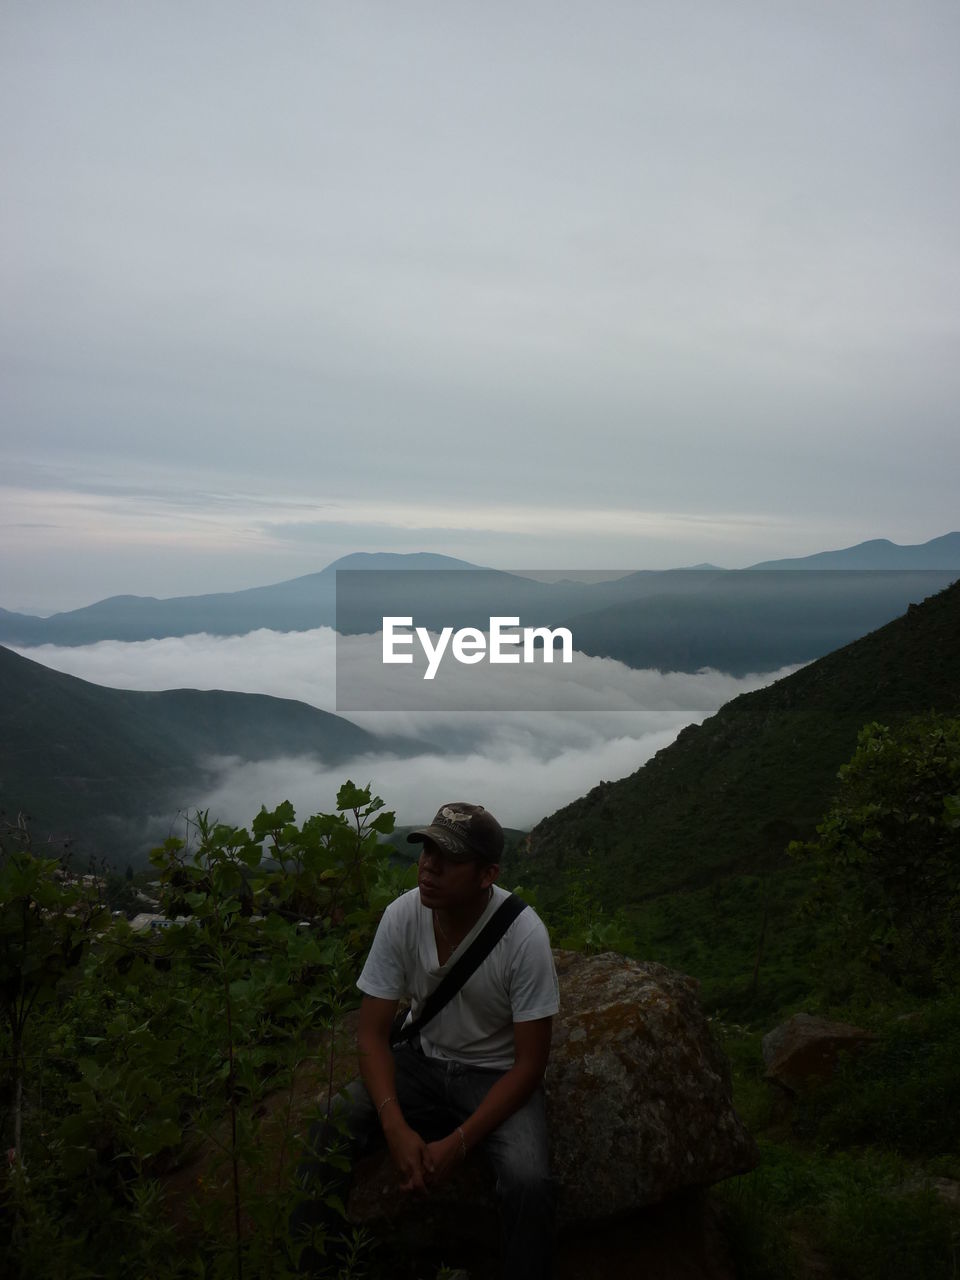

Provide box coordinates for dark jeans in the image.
[292,1042,555,1280]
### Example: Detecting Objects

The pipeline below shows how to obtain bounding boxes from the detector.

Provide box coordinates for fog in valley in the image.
[17,630,797,832]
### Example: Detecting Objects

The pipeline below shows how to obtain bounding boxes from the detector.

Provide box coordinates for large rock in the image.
[349,950,756,1234]
[547,950,756,1222]
[762,1012,877,1092]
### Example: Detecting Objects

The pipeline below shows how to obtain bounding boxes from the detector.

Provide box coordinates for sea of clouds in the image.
[17,629,798,832]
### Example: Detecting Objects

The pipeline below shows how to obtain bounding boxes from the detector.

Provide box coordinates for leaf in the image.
[336,780,370,811]
[131,1117,182,1158]
[324,1192,346,1218]
[252,800,297,840]
[239,841,263,869]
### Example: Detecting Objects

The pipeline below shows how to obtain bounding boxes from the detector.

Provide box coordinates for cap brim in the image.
[406,825,476,862]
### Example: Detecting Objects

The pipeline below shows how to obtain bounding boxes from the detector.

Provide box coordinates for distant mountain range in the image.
[2,539,958,676]
[0,645,417,864]
[747,531,960,570]
[514,579,960,1010]
[0,552,477,647]
[555,569,958,676]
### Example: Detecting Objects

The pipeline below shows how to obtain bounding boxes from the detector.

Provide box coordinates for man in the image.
[297,801,558,1279]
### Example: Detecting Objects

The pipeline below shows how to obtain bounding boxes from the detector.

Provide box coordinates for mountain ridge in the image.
[747,531,960,570]
[525,578,960,896]
[0,644,414,862]
[0,553,481,646]
[3,546,958,676]
[512,580,960,1010]
[4,535,959,645]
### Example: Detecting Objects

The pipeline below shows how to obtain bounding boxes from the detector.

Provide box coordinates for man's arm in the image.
[424,1016,553,1184]
[356,995,436,1192]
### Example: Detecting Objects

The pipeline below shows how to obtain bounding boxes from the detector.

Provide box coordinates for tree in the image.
[1,782,414,1278]
[143,780,408,1277]
[0,815,104,1165]
[792,715,960,992]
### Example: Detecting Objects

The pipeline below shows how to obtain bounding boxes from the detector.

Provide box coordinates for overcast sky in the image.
[2,2,959,611]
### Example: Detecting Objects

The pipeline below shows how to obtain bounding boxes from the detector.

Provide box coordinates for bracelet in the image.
[377,1095,396,1120]
[457,1125,467,1160]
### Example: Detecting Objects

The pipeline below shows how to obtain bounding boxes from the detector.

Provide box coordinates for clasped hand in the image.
[386,1122,463,1193]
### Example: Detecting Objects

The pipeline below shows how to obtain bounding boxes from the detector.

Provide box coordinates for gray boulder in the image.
[547,950,756,1223]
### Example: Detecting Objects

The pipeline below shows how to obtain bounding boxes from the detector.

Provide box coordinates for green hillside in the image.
[516,580,960,1013]
[0,645,401,863]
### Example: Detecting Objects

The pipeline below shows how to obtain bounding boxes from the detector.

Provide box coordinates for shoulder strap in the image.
[394,893,528,1044]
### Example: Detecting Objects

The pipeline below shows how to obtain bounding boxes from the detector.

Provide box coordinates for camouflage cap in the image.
[407,802,504,864]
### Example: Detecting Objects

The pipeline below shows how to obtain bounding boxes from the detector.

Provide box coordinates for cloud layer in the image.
[16,630,796,830]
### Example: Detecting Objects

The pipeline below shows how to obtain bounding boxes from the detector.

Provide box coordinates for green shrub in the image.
[793,715,960,995]
[0,783,401,1280]
[791,995,960,1159]
[816,1184,959,1280]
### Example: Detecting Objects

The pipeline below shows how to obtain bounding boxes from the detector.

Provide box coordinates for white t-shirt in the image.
[357,884,559,1070]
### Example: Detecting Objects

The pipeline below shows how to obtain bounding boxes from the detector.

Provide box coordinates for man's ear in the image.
[478,862,500,891]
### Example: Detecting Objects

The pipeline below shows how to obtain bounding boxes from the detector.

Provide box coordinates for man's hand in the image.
[384,1118,435,1193]
[424,1130,465,1187]
[357,995,433,1189]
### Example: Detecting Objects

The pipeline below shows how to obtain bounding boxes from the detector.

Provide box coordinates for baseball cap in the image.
[407,802,504,864]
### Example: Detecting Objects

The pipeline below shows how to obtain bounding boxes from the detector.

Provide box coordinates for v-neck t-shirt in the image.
[357,885,559,1069]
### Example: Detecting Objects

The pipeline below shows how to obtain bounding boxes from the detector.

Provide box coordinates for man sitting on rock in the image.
[295,801,559,1279]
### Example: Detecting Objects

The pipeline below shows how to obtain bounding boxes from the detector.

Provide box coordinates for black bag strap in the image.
[394,893,527,1044]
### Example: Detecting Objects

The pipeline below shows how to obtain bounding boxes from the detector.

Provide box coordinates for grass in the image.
[712,993,960,1279]
[718,1145,959,1280]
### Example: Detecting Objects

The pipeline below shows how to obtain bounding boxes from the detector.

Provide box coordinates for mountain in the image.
[515,580,960,1011]
[0,645,412,864]
[3,541,958,678]
[747,532,960,570]
[0,552,482,647]
[5,564,959,682]
[557,570,958,675]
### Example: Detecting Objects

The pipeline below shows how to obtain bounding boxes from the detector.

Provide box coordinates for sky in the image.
[2,2,959,612]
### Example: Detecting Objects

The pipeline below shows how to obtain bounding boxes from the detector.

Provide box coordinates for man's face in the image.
[416,837,498,912]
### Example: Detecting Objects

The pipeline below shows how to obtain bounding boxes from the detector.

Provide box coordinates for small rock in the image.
[762,1012,876,1092]
[892,1176,960,1209]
